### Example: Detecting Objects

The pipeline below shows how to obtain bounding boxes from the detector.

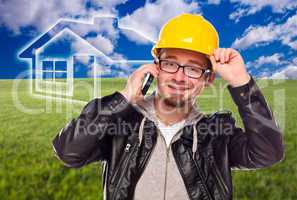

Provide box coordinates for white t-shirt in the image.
[157,119,185,147]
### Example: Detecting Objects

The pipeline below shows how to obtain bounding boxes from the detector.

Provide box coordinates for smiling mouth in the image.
[168,84,189,91]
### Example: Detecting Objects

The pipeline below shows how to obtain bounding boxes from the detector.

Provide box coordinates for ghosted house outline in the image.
[19,16,154,102]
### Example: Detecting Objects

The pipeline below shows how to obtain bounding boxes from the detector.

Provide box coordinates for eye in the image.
[161,60,176,68]
[163,61,175,66]
[187,66,202,72]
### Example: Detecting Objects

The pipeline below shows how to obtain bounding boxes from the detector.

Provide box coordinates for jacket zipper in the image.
[171,144,212,200]
[138,141,157,175]
[111,121,190,199]
[111,142,138,200]
[130,124,174,200]
[211,159,229,200]
[172,147,193,200]
[163,145,170,200]
[140,127,170,200]
[110,143,131,184]
[190,150,214,200]
[158,127,184,200]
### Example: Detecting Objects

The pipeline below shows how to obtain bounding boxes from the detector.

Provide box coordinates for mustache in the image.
[166,80,191,89]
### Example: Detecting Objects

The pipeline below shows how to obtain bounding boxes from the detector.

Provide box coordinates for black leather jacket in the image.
[53,77,284,200]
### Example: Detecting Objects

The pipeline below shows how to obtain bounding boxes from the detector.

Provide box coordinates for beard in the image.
[157,94,195,115]
[163,96,186,108]
[157,85,204,110]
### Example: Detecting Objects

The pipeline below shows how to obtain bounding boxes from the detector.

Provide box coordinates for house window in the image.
[42,60,67,81]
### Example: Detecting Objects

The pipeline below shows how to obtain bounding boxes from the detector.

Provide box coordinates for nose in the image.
[173,67,186,82]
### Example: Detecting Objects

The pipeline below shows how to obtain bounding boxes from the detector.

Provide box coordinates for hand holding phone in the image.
[120,62,158,102]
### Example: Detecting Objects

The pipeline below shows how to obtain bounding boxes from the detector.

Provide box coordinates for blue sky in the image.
[1,0,297,79]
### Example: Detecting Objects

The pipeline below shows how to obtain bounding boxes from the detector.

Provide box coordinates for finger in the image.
[229,48,239,60]
[130,66,158,92]
[214,48,220,61]
[224,48,231,63]
[147,70,159,79]
[146,65,159,77]
[140,70,158,82]
[219,48,226,64]
[145,63,159,73]
[139,64,159,77]
[209,55,217,71]
[138,67,158,94]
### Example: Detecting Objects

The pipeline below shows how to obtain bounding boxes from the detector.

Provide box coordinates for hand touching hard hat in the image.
[208,48,250,87]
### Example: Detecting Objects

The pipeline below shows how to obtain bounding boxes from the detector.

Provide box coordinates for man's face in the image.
[156,48,210,108]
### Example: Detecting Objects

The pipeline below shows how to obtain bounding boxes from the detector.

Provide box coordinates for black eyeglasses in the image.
[155,59,211,79]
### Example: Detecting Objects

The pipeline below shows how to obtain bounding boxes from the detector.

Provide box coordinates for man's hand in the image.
[209,48,250,87]
[120,63,159,103]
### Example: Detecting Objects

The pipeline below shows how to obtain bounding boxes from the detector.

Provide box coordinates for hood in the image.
[132,91,205,156]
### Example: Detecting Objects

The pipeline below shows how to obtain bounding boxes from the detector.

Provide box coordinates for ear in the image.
[205,72,216,87]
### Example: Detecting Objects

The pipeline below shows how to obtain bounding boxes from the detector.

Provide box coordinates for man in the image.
[52,14,284,200]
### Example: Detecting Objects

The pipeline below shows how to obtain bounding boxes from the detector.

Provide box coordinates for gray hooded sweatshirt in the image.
[132,93,204,200]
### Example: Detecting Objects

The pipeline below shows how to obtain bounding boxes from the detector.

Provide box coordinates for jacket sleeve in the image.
[227,76,284,169]
[52,91,136,168]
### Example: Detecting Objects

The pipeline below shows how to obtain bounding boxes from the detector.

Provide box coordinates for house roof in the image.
[19,16,155,61]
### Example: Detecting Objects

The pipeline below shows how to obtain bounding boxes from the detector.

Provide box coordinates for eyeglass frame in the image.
[154,57,212,79]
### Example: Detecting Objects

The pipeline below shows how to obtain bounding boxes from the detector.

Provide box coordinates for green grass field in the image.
[0,78,296,200]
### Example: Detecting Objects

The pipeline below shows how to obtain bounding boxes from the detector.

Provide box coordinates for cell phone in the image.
[141,73,154,95]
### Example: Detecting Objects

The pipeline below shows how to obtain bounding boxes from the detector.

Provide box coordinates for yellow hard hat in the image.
[151,13,219,57]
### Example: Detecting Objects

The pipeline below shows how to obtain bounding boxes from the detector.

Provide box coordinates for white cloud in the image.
[117,71,130,78]
[86,34,114,55]
[76,17,121,56]
[0,0,127,34]
[66,17,122,59]
[91,17,119,40]
[89,0,129,9]
[246,53,285,69]
[120,28,155,44]
[76,56,93,65]
[108,53,138,77]
[245,53,297,79]
[229,8,251,23]
[231,24,277,49]
[232,14,297,50]
[229,0,297,22]
[61,30,100,55]
[119,0,200,43]
[110,53,133,71]
[93,63,112,77]
[270,65,297,79]
[68,24,97,38]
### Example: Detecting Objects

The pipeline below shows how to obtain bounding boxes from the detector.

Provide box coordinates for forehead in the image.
[159,48,208,64]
